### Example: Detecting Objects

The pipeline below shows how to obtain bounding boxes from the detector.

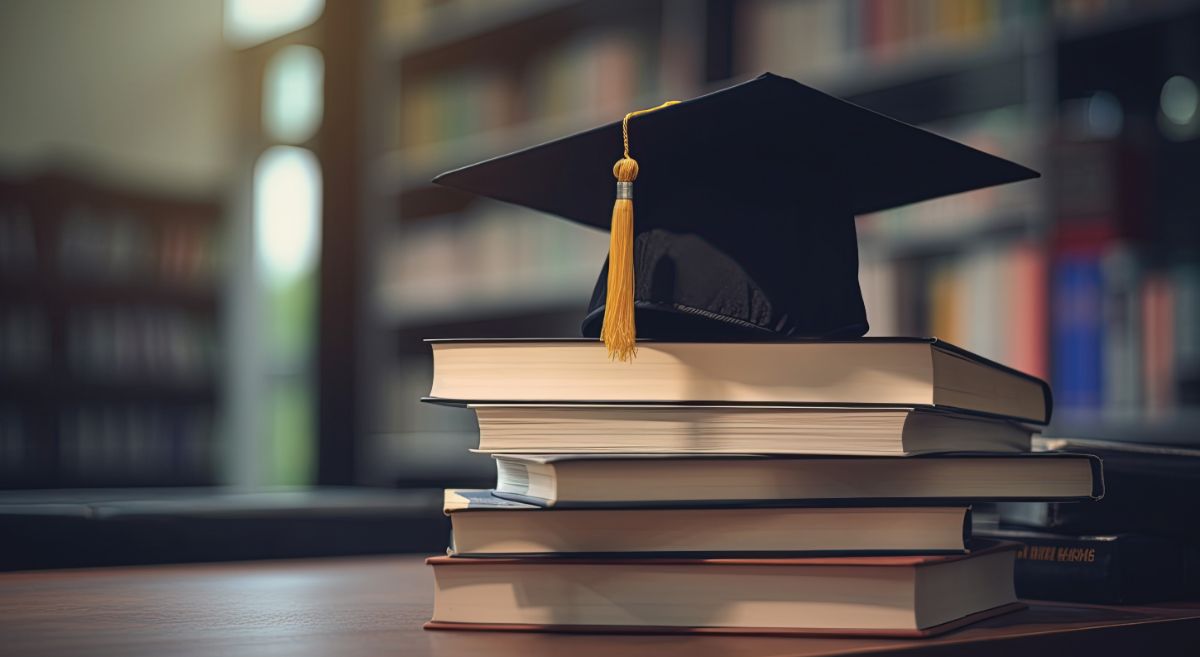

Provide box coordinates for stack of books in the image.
[423,338,1103,637]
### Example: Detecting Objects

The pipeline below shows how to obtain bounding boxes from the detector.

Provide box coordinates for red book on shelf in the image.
[1142,273,1176,413]
[1007,241,1048,380]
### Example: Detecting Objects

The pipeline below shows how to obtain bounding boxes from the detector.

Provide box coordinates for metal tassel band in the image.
[616,181,633,200]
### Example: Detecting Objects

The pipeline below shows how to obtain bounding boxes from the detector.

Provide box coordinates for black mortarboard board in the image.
[433,73,1039,359]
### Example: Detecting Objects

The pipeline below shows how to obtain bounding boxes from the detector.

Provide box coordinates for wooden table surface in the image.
[1,555,1198,657]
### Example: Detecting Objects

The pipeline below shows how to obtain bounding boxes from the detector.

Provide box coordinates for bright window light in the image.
[225,0,325,48]
[254,146,321,286]
[1159,75,1199,141]
[1161,76,1199,126]
[263,45,324,144]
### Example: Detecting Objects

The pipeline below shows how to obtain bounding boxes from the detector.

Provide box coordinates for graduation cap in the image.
[433,73,1038,361]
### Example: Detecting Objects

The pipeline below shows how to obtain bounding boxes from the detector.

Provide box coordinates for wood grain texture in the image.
[0,555,1198,657]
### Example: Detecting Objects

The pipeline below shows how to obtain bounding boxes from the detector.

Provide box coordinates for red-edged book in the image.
[425,541,1023,637]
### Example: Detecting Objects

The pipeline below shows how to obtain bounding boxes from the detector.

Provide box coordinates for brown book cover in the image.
[424,602,1026,638]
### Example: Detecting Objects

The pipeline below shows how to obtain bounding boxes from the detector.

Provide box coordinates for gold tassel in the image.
[601,100,679,362]
[601,157,639,361]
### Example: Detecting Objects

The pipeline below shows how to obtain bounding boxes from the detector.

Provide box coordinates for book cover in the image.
[980,527,1200,604]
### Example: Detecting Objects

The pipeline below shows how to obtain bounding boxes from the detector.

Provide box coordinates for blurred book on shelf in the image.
[379,0,545,44]
[56,405,216,485]
[393,28,655,161]
[0,194,36,275]
[65,308,215,386]
[1048,131,1199,425]
[0,307,49,376]
[57,204,219,289]
[861,241,1049,379]
[376,202,608,326]
[736,0,1039,81]
[0,173,224,488]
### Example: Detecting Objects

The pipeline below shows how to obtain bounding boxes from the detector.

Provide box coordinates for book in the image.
[445,489,973,556]
[997,437,1200,543]
[978,527,1200,604]
[425,542,1022,636]
[471,405,1032,455]
[1174,260,1200,406]
[426,338,1052,424]
[490,453,1103,507]
[1142,272,1176,412]
[1006,241,1049,380]
[1102,244,1142,412]
[1052,251,1106,412]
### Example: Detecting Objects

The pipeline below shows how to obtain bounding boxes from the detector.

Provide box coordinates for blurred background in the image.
[0,0,1198,567]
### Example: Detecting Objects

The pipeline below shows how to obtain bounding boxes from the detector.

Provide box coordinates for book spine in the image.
[1006,241,1048,380]
[1141,273,1176,414]
[1003,534,1200,604]
[1101,244,1142,412]
[1174,261,1200,406]
[1009,534,1125,603]
[1051,252,1105,412]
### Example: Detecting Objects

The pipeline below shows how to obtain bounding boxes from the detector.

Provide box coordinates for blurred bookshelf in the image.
[361,0,1200,485]
[0,173,224,488]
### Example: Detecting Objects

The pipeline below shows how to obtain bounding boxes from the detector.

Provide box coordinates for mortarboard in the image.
[433,72,1039,360]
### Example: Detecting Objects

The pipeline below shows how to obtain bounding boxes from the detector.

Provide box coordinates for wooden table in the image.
[2,556,1197,657]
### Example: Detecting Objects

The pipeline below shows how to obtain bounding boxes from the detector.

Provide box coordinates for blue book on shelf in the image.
[1052,254,1105,411]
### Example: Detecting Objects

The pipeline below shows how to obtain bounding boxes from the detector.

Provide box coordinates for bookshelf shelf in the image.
[0,279,219,312]
[1054,0,1200,42]
[380,38,1041,203]
[857,209,1041,258]
[0,171,224,489]
[0,377,217,402]
[771,25,1039,102]
[1048,410,1200,446]
[380,0,583,61]
[61,283,219,311]
[382,276,592,331]
[376,89,666,201]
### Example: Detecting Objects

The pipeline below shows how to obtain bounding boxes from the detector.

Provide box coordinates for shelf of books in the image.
[0,173,225,488]
[365,0,1200,485]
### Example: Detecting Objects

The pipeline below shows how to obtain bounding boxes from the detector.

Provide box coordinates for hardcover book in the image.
[445,489,973,556]
[471,405,1033,455]
[490,452,1103,507]
[426,541,1023,636]
[979,527,1200,604]
[426,338,1052,424]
